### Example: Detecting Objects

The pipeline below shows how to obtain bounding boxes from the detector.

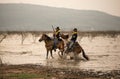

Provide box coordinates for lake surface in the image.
[0,33,120,72]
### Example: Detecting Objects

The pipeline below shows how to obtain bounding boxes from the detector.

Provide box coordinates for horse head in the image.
[39,34,51,42]
[61,33,69,40]
[39,34,47,42]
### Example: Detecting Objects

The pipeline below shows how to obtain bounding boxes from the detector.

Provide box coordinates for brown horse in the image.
[61,33,69,46]
[61,33,69,40]
[64,42,89,60]
[39,34,64,59]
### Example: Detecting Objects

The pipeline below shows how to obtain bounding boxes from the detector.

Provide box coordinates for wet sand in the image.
[0,32,120,78]
[0,64,120,79]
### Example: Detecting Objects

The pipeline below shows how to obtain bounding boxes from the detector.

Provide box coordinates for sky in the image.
[0,0,120,16]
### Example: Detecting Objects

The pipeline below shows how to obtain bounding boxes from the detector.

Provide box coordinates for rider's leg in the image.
[69,41,74,49]
[53,38,57,51]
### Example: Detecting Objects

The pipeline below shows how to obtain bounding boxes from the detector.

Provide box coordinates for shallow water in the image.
[0,33,120,72]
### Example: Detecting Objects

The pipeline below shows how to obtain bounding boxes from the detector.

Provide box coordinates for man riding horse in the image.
[53,27,61,51]
[39,27,89,60]
[64,28,89,60]
[68,28,78,51]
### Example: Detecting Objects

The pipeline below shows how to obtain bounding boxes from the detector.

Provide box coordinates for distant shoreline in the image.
[0,31,120,34]
[0,31,120,37]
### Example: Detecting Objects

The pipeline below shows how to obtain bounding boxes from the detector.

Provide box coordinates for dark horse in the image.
[39,34,64,59]
[65,42,89,60]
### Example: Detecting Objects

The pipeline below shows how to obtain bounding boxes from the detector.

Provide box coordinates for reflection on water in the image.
[0,34,120,71]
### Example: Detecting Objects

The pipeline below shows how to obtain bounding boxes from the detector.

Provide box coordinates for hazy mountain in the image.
[0,4,120,31]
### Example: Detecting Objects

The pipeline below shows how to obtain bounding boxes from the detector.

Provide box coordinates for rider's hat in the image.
[56,27,60,30]
[73,28,77,32]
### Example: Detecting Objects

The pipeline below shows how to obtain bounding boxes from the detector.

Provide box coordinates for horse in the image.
[39,34,64,59]
[64,42,89,60]
[61,33,69,46]
[61,33,69,39]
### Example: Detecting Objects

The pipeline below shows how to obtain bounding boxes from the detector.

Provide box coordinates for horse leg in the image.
[50,50,54,58]
[62,47,69,59]
[58,50,62,58]
[46,50,49,59]
[59,50,63,56]
[61,50,64,56]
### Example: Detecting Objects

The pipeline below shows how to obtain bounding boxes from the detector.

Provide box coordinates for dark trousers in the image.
[69,40,75,49]
[54,38,58,48]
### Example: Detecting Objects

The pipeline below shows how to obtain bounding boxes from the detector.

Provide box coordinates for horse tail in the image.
[81,49,89,60]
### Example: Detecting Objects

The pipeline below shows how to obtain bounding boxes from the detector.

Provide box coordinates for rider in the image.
[53,27,61,51]
[68,28,78,50]
[54,27,61,40]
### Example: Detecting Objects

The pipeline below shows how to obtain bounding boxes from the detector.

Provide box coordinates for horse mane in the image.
[44,34,52,41]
